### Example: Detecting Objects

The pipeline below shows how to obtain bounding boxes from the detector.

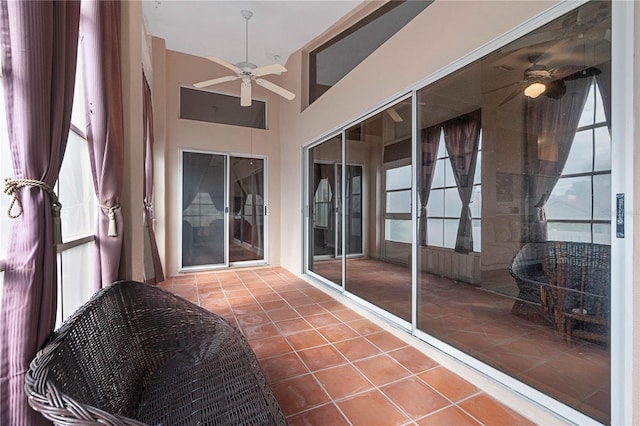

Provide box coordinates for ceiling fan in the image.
[490,56,600,106]
[193,10,295,107]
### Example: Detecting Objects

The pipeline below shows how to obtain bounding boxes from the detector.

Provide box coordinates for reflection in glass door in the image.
[345,102,413,323]
[230,157,266,263]
[337,164,364,257]
[181,152,267,270]
[181,151,227,269]
[383,163,412,264]
[308,136,343,286]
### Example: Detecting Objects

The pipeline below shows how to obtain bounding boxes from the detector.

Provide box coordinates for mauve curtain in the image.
[80,0,125,290]
[443,110,481,253]
[143,73,164,284]
[182,152,213,209]
[0,1,80,424]
[418,125,441,246]
[525,77,592,242]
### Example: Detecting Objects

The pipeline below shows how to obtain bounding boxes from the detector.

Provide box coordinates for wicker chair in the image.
[509,241,610,344]
[24,280,287,425]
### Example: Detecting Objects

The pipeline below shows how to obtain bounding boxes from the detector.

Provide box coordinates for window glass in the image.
[444,187,462,217]
[594,126,611,171]
[57,242,93,324]
[58,131,96,240]
[386,190,411,214]
[427,218,443,247]
[593,174,611,220]
[578,82,595,128]
[442,219,459,249]
[546,176,592,220]
[180,87,267,130]
[309,1,431,104]
[547,79,611,242]
[427,189,444,217]
[385,219,411,244]
[593,223,611,244]
[386,165,411,191]
[563,130,593,175]
[547,222,591,242]
[71,49,86,130]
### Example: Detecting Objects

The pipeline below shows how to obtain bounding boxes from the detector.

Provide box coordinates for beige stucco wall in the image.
[121,1,145,281]
[157,49,283,277]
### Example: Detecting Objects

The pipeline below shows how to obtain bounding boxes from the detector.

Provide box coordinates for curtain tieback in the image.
[99,203,120,237]
[3,177,63,244]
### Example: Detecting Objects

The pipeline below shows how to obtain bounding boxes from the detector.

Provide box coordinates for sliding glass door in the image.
[181,151,266,270]
[230,157,266,263]
[307,136,343,286]
[304,2,616,422]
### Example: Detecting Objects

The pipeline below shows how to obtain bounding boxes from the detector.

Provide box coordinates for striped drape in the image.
[143,73,164,284]
[80,0,126,290]
[0,1,80,424]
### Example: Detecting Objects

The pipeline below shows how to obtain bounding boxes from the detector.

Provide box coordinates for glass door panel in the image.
[230,157,265,263]
[308,136,342,286]
[181,151,227,269]
[345,100,413,322]
[337,164,364,257]
[415,2,611,422]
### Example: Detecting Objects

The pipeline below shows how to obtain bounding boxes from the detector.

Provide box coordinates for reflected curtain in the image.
[418,125,441,246]
[443,110,481,253]
[182,152,210,210]
[81,0,125,290]
[525,78,592,242]
[142,73,164,284]
[0,1,80,424]
[595,61,611,134]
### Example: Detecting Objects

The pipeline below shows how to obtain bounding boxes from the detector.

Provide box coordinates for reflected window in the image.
[314,178,333,228]
[546,80,611,243]
[385,164,412,243]
[426,130,482,250]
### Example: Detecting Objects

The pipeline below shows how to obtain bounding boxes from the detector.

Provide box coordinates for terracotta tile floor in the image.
[159,267,535,425]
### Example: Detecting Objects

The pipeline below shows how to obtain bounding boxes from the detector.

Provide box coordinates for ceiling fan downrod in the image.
[241,10,253,66]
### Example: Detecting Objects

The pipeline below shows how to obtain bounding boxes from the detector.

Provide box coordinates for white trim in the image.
[610,0,634,424]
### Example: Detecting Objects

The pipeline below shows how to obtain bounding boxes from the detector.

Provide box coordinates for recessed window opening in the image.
[179,87,266,129]
[308,0,432,104]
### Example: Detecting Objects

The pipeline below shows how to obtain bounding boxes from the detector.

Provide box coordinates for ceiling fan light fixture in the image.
[524,82,547,98]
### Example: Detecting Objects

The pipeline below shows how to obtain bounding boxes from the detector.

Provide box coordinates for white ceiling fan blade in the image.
[241,80,252,107]
[255,78,295,101]
[193,75,238,89]
[205,56,242,74]
[387,108,403,123]
[251,63,287,77]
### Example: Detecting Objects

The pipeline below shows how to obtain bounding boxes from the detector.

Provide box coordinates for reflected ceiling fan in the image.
[491,2,609,106]
[491,56,600,106]
[193,10,295,107]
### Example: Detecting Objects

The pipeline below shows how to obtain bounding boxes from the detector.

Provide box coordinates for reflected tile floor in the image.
[159,267,535,425]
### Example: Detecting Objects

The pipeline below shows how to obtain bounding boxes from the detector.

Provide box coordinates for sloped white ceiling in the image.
[142,0,362,67]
